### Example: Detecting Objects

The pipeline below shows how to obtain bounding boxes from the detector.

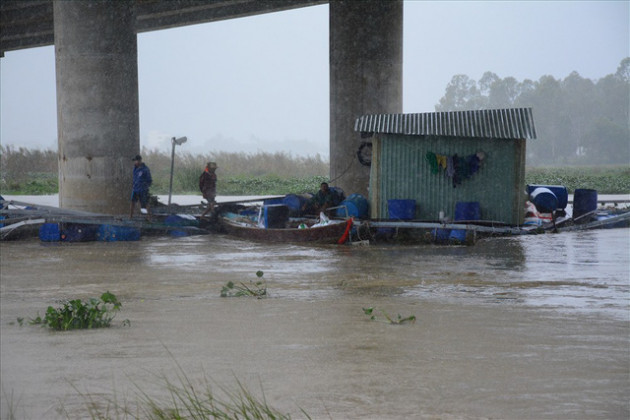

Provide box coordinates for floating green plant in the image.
[362,307,416,325]
[221,270,267,298]
[29,291,127,331]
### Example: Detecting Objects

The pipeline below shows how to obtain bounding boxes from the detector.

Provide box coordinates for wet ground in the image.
[1,195,629,419]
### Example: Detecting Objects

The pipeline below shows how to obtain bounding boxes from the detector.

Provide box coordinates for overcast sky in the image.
[1,1,628,158]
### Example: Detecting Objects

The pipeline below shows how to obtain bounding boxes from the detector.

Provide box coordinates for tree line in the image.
[436,58,630,166]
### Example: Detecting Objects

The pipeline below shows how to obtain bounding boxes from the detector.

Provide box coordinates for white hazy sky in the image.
[1,1,628,158]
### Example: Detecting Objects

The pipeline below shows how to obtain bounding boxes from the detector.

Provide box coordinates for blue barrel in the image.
[170,229,191,237]
[530,187,558,213]
[165,215,199,236]
[282,194,311,216]
[449,230,466,242]
[263,197,284,206]
[165,214,199,227]
[387,199,416,220]
[39,223,61,242]
[573,189,598,220]
[336,194,368,219]
[97,224,141,241]
[330,187,345,205]
[433,228,451,242]
[451,202,479,242]
[527,184,568,209]
[454,202,481,221]
[61,223,98,242]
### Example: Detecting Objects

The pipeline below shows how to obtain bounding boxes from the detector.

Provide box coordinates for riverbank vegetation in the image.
[1,146,629,195]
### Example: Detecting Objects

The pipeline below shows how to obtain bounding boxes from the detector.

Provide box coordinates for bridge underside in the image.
[1,0,328,55]
[1,0,402,215]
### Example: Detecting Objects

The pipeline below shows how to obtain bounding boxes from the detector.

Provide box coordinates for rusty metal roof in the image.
[354,108,537,140]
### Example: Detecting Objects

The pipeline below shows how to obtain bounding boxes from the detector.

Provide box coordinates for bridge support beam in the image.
[329,0,402,198]
[54,1,139,215]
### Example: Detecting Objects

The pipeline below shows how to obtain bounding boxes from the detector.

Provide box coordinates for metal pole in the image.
[168,137,175,206]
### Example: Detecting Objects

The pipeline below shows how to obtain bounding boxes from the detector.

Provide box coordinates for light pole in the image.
[168,136,187,207]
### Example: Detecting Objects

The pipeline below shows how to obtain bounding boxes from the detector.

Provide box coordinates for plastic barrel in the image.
[165,214,199,227]
[387,199,416,220]
[330,187,345,205]
[433,228,451,242]
[454,202,481,221]
[282,194,311,217]
[165,215,199,237]
[336,194,368,219]
[573,189,598,220]
[530,187,558,213]
[97,224,141,241]
[263,197,284,206]
[39,223,61,242]
[450,202,480,243]
[527,184,568,209]
[61,223,98,242]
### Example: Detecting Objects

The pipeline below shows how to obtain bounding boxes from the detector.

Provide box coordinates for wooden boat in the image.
[220,214,351,244]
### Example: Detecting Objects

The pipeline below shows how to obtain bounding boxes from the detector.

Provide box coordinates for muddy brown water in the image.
[1,198,629,419]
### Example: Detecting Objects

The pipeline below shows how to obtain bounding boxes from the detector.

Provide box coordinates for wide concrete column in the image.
[54,1,139,215]
[329,0,402,198]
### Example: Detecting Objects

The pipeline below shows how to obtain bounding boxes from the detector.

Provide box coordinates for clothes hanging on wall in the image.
[426,151,485,188]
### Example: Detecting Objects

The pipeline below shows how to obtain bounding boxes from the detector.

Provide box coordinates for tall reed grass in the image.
[2,146,629,195]
[1,147,330,195]
[67,357,310,420]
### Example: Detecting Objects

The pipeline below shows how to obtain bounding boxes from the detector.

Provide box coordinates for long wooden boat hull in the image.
[220,218,348,244]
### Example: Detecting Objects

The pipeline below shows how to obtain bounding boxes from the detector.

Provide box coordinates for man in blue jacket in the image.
[129,154,153,220]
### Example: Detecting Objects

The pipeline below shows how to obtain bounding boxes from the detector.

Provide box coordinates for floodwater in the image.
[1,196,629,419]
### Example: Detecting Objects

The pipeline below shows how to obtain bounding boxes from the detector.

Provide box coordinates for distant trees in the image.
[436,58,630,166]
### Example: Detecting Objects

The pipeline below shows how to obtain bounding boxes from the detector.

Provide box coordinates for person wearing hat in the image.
[129,154,153,221]
[199,161,217,217]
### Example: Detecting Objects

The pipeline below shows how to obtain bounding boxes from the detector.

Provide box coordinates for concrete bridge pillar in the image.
[54,0,139,215]
[329,0,403,198]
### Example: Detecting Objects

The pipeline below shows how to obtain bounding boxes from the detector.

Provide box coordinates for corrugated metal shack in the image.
[354,108,537,225]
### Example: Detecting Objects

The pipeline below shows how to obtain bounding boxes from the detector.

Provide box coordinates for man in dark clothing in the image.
[303,182,336,215]
[199,161,217,217]
[129,154,153,220]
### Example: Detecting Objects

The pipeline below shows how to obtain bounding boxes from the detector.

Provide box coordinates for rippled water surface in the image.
[1,205,629,419]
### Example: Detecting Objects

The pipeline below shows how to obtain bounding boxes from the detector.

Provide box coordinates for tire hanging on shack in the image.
[357,142,372,167]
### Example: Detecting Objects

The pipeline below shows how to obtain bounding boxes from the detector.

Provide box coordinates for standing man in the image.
[129,154,153,220]
[199,161,217,218]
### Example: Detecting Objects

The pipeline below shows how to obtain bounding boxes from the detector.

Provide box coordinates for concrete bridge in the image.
[1,0,402,214]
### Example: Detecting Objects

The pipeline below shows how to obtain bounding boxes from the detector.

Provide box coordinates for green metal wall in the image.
[370,134,526,225]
